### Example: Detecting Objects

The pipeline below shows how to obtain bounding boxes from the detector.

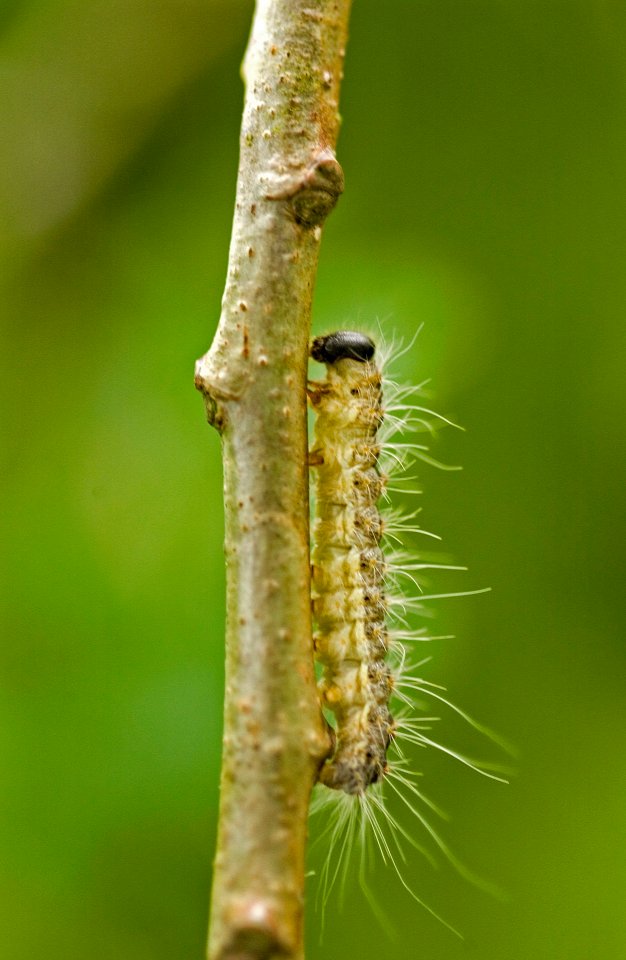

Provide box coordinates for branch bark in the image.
[195,3,352,959]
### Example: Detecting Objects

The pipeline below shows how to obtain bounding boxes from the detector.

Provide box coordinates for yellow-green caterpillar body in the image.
[308,332,394,795]
[307,330,508,931]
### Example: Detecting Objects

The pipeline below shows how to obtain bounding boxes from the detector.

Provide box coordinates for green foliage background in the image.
[2,2,625,958]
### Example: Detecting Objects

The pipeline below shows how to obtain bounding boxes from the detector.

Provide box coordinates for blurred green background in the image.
[2,1,625,958]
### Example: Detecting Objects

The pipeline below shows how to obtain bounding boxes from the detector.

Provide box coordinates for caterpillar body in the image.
[308,331,393,795]
[307,330,508,927]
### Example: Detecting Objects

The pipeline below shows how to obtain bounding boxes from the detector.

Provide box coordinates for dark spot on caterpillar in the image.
[352,468,385,500]
[355,507,383,544]
[365,620,389,658]
[311,330,376,364]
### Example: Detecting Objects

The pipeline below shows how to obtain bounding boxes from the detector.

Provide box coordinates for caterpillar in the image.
[308,331,392,795]
[307,329,509,928]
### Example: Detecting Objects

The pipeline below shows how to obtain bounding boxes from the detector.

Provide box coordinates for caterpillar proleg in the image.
[307,330,508,928]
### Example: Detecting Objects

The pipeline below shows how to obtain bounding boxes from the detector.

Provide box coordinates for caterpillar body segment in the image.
[308,332,395,795]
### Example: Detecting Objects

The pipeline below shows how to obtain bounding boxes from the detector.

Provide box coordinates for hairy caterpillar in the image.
[308,331,392,794]
[307,330,508,929]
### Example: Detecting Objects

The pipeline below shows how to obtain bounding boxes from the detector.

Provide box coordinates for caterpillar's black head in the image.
[311,330,376,364]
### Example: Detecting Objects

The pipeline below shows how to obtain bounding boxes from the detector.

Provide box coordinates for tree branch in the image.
[195,2,352,958]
